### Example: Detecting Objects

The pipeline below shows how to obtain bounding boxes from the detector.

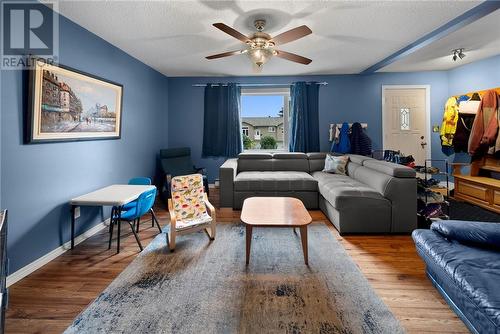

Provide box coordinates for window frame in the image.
[240,87,290,152]
[242,126,249,136]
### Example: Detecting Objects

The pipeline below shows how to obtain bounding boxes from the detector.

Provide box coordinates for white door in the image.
[383,87,428,165]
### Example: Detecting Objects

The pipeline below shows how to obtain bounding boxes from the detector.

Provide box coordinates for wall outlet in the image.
[74,206,81,219]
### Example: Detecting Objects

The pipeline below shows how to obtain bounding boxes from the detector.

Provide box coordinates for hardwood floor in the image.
[5,189,468,334]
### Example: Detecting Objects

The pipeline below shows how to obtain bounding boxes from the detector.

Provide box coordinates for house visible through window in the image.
[241,87,290,151]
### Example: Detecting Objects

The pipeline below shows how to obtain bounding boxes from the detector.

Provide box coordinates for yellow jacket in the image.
[440,97,459,146]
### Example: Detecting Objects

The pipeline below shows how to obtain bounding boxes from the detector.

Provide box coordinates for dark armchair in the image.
[156,147,209,200]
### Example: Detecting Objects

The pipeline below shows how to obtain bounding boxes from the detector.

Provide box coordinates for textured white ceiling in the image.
[380,9,500,72]
[56,0,484,76]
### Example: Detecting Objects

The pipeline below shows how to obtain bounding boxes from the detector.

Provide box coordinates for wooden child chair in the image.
[167,174,216,251]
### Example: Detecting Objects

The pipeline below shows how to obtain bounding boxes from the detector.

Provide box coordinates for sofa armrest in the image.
[431,220,500,249]
[219,159,238,208]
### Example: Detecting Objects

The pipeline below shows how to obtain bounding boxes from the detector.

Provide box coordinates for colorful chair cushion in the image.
[176,212,212,231]
[171,174,211,230]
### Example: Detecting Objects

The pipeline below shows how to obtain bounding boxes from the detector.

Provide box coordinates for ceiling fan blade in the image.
[270,25,312,45]
[206,50,243,60]
[213,23,250,43]
[275,50,312,65]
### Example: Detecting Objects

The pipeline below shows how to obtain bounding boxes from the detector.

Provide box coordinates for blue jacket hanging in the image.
[331,122,351,153]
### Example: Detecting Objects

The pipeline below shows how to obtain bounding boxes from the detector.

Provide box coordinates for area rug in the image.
[65,223,404,334]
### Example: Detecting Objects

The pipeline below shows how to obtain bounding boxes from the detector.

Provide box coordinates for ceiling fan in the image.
[206,20,312,71]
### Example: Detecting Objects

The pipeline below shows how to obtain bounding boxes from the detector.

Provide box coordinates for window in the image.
[241,87,290,151]
[400,108,410,130]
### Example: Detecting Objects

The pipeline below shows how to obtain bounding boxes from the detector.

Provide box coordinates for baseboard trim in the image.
[6,219,110,287]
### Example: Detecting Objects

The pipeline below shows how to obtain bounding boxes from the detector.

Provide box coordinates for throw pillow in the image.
[323,155,349,175]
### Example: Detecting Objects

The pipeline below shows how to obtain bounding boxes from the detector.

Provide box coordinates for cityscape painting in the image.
[27,59,123,143]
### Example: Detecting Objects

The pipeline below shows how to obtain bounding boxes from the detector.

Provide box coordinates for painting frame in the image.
[27,58,123,143]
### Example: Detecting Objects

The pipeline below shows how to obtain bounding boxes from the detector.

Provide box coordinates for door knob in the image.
[420,142,427,148]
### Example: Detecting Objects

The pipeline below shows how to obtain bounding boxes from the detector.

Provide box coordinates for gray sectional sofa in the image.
[219,152,417,234]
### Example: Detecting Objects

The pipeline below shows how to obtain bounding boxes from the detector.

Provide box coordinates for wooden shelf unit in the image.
[453,155,500,215]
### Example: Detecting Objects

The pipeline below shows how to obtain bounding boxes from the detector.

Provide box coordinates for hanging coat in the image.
[350,122,372,156]
[440,97,459,147]
[453,114,475,153]
[468,90,499,155]
[332,122,351,154]
[495,95,500,154]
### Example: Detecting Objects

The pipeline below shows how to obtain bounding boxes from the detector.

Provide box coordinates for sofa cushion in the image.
[347,154,373,165]
[312,171,389,209]
[307,152,327,172]
[273,152,307,159]
[238,153,273,172]
[273,155,309,172]
[431,220,500,249]
[306,152,327,160]
[323,155,349,175]
[363,160,416,178]
[347,161,361,176]
[238,153,273,159]
[413,229,500,330]
[234,171,318,192]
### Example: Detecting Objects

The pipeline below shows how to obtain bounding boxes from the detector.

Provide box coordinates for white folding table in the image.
[70,185,158,253]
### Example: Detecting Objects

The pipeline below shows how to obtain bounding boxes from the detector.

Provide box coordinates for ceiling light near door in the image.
[452,48,466,61]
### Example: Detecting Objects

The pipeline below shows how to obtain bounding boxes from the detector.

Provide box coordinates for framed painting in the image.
[27,59,123,143]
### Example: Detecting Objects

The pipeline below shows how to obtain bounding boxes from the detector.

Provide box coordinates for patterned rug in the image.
[65,223,404,334]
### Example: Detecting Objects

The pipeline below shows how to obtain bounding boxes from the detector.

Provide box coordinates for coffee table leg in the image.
[300,226,308,265]
[246,225,252,265]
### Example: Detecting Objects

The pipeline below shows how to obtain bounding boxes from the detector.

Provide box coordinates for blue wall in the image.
[168,72,450,181]
[0,14,169,273]
[168,55,500,182]
[1,5,499,274]
[361,71,450,164]
[168,75,368,181]
[448,54,500,96]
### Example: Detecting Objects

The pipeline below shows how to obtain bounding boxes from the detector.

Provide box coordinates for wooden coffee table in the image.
[240,197,312,265]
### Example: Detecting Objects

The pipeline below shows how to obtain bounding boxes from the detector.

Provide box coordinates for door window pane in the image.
[400,108,410,130]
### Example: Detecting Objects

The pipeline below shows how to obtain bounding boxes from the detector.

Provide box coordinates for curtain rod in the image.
[192,82,328,87]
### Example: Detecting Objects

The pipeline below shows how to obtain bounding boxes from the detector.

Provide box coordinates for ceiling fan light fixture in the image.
[247,47,274,67]
[207,20,313,70]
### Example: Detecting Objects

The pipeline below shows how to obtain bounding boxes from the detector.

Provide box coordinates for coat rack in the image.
[453,86,500,99]
[329,123,368,141]
[452,86,500,115]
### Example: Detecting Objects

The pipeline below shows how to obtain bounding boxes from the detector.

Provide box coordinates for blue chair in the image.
[118,177,161,233]
[108,188,157,252]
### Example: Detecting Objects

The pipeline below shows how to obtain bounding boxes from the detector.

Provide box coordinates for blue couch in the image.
[412,220,500,334]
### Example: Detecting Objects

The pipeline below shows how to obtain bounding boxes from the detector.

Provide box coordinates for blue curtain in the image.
[289,82,320,152]
[202,83,242,158]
